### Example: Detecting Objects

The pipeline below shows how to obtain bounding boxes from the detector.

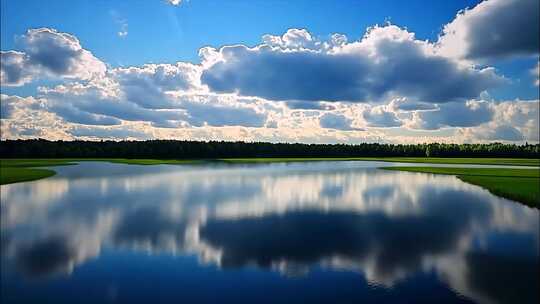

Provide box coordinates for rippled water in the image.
[1,161,538,304]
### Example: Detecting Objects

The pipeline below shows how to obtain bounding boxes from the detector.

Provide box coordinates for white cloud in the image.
[0,51,33,86]
[319,112,362,131]
[0,94,71,140]
[201,26,504,103]
[0,28,106,86]
[455,100,539,142]
[36,66,271,130]
[70,125,150,140]
[262,28,318,50]
[490,100,539,141]
[40,81,187,128]
[409,100,494,130]
[167,0,182,6]
[468,125,524,141]
[111,63,203,109]
[437,0,539,61]
[0,22,538,143]
[363,104,402,128]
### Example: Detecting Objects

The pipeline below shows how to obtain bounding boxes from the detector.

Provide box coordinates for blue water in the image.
[1,161,538,303]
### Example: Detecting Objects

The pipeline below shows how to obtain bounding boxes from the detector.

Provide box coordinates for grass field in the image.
[0,167,57,185]
[0,158,201,185]
[384,166,540,208]
[221,157,540,166]
[0,159,76,185]
[102,159,202,165]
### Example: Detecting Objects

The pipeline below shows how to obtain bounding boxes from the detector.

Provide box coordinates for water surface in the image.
[1,161,538,304]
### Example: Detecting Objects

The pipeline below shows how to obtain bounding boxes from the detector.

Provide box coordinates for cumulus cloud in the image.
[48,103,122,126]
[175,95,267,127]
[391,98,438,112]
[262,28,319,50]
[1,95,20,119]
[201,26,504,103]
[111,63,202,109]
[0,94,46,119]
[363,105,402,128]
[0,28,106,86]
[319,113,362,131]
[286,100,333,110]
[440,100,539,142]
[437,0,540,61]
[41,82,185,128]
[490,100,539,141]
[38,66,270,129]
[0,51,33,86]
[410,100,493,130]
[1,22,538,143]
[167,0,182,6]
[0,95,71,140]
[473,125,524,141]
[70,126,150,140]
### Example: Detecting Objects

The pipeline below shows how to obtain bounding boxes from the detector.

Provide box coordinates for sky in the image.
[1,0,539,143]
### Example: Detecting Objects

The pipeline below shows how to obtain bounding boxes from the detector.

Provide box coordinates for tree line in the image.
[0,139,538,159]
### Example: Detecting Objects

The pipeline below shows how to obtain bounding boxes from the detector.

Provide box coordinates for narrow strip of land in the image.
[384,166,539,208]
[220,157,539,166]
[0,159,202,185]
[0,167,57,185]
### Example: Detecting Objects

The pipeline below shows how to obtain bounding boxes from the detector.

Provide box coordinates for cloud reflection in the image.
[1,161,538,303]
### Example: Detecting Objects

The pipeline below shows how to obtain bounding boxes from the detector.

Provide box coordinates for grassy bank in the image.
[0,159,76,185]
[0,167,57,185]
[384,166,539,208]
[102,159,202,165]
[221,157,539,166]
[0,158,201,185]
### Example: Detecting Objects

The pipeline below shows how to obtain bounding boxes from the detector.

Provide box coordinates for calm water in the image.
[1,161,538,304]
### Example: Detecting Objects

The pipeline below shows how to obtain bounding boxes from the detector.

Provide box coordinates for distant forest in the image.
[0,139,539,159]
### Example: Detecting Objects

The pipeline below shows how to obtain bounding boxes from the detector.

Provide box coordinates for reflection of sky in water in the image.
[1,161,538,304]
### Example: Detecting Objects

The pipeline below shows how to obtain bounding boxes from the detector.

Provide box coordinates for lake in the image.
[1,161,538,304]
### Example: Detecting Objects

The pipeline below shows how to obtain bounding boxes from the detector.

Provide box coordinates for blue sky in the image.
[2,0,482,65]
[1,0,539,143]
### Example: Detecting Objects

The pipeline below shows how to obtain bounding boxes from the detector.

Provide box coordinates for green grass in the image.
[0,158,202,185]
[0,159,77,185]
[0,159,78,168]
[0,167,57,185]
[220,157,374,163]
[373,157,539,166]
[101,159,202,165]
[0,158,202,167]
[221,157,540,166]
[384,166,540,208]
[383,167,540,178]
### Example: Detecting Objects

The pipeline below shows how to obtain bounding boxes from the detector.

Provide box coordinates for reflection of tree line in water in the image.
[1,139,539,158]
